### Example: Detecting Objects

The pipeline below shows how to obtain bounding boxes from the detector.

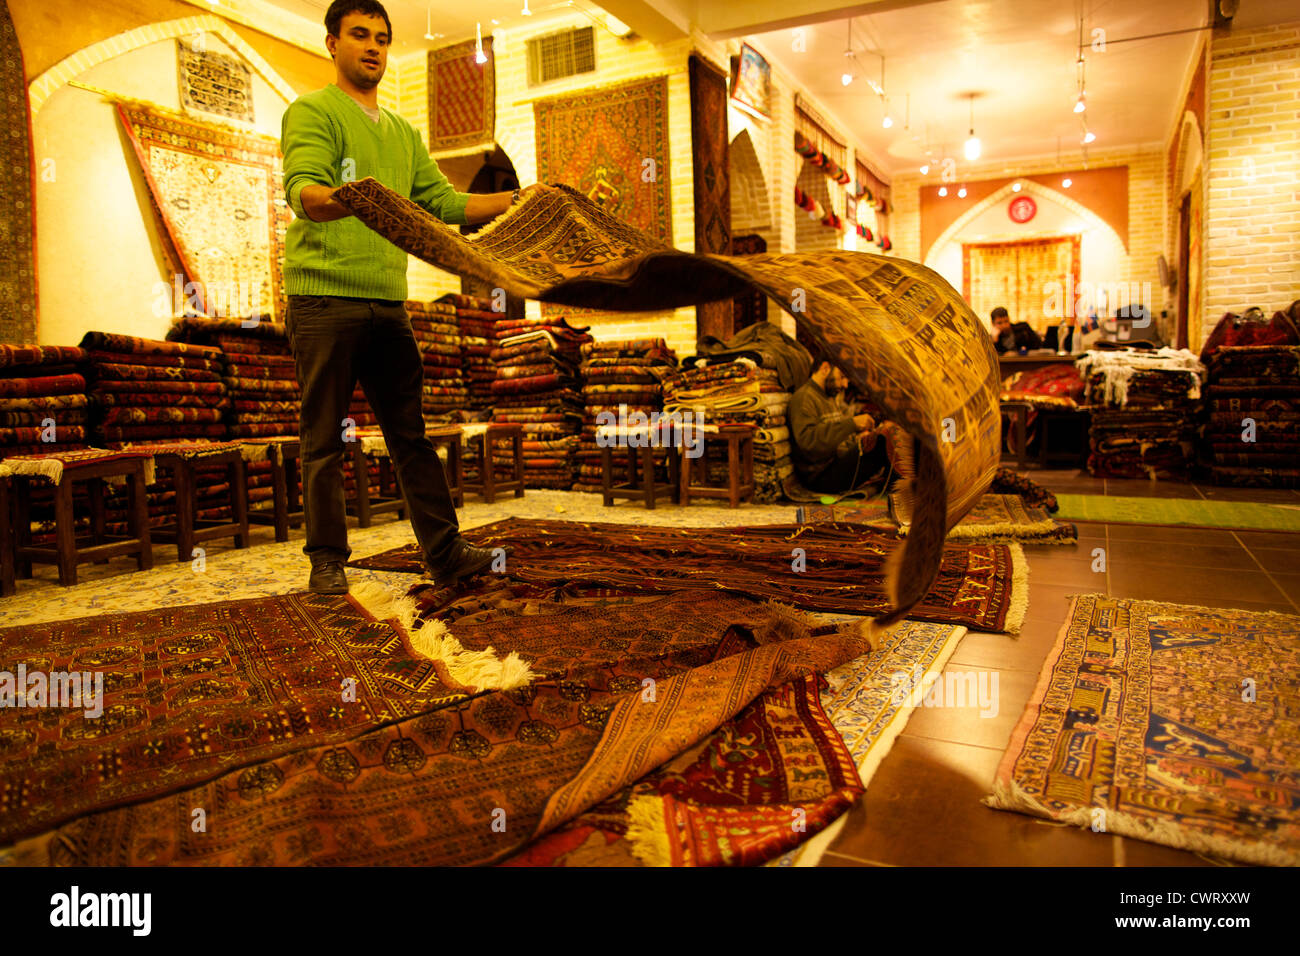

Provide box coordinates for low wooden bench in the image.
[679,424,756,508]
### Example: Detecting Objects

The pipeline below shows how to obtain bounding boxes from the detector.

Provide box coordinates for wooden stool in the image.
[426,425,464,509]
[10,454,154,587]
[999,401,1032,468]
[347,434,407,528]
[598,425,680,509]
[150,445,251,562]
[679,424,756,508]
[0,477,14,597]
[243,438,305,543]
[463,424,525,503]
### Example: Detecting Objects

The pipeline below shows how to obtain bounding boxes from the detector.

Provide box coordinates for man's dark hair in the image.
[325,0,392,44]
[991,306,1009,320]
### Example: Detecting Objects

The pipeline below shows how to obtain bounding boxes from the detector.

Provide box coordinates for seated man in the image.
[990,306,1043,353]
[789,360,889,493]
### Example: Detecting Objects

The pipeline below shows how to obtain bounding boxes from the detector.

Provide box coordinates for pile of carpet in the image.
[1203,345,1300,486]
[0,346,90,457]
[406,298,468,422]
[665,359,792,501]
[489,316,592,489]
[1076,347,1204,479]
[575,337,679,493]
[82,332,229,445]
[445,293,501,412]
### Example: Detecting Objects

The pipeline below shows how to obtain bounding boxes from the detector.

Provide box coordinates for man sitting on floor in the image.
[789,360,889,494]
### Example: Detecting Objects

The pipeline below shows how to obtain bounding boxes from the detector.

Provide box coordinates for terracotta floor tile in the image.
[1248,548,1300,574]
[1104,479,1200,499]
[900,666,1038,750]
[1118,837,1215,867]
[1106,564,1289,607]
[1024,582,1091,624]
[815,850,887,867]
[1235,530,1300,550]
[1102,523,1239,547]
[1103,541,1257,571]
[949,619,1062,673]
[1260,572,1300,611]
[1025,547,1108,586]
[826,736,1114,866]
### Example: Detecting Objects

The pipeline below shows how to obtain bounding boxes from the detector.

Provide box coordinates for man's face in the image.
[992,315,1011,334]
[329,13,389,90]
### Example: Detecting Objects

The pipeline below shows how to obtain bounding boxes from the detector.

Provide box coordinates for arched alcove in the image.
[729,128,772,239]
[794,160,838,253]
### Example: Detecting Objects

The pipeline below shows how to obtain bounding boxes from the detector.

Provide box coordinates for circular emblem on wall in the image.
[1009,195,1037,223]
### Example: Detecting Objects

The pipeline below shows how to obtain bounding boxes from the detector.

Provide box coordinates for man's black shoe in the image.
[308,560,349,594]
[430,538,500,586]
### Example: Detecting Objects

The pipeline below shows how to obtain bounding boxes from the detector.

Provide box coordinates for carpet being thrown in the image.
[333,177,1002,627]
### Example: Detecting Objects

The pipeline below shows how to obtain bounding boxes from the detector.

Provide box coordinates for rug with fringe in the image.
[352,517,1029,633]
[800,493,1077,545]
[985,593,1300,866]
[2,587,872,865]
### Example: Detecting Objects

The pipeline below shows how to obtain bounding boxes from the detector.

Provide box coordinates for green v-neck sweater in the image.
[280,83,469,301]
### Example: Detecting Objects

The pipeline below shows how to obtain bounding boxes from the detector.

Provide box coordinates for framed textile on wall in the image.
[689,53,732,341]
[177,39,255,124]
[962,236,1081,332]
[427,36,495,156]
[116,99,291,321]
[533,75,672,317]
[0,0,37,343]
[729,43,772,120]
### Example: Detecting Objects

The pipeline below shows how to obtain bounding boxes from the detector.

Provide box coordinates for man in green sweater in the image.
[789,360,889,493]
[281,0,533,594]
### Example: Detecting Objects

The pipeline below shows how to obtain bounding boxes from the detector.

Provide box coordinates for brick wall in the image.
[1203,21,1300,333]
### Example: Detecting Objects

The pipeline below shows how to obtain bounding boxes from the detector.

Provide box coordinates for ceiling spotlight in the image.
[882,113,893,129]
[841,70,854,87]
[522,0,532,14]
[957,185,967,198]
[1082,129,1096,144]
[841,20,855,86]
[475,22,487,63]
[1062,177,1073,188]
[920,164,930,175]
[1074,92,1086,114]
[1012,182,1022,192]
[424,5,437,40]
[938,186,948,197]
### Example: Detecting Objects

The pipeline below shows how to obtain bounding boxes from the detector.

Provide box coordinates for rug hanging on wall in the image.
[332,177,1002,627]
[177,38,255,124]
[533,75,672,319]
[116,98,291,321]
[2,589,873,865]
[986,593,1300,866]
[0,0,38,343]
[427,36,495,156]
[352,518,1028,634]
[689,53,732,341]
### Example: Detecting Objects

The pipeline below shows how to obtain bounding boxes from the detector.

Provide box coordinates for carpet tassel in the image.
[624,795,673,867]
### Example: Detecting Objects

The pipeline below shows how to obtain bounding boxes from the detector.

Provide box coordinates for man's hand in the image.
[852,413,875,430]
[858,429,879,453]
[300,184,353,223]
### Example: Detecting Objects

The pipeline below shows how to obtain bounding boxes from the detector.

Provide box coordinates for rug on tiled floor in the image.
[800,494,1076,545]
[359,517,1028,633]
[3,590,872,865]
[985,593,1300,866]
[1055,493,1300,532]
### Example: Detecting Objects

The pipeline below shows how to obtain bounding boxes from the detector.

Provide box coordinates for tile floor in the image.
[2,470,1296,866]
[819,468,1300,867]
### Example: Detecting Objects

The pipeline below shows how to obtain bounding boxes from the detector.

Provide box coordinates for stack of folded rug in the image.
[406,299,468,422]
[1203,345,1300,486]
[168,317,299,439]
[489,317,592,489]
[665,359,793,500]
[0,346,91,457]
[574,338,679,493]
[1076,348,1204,479]
[82,332,229,444]
[445,293,501,412]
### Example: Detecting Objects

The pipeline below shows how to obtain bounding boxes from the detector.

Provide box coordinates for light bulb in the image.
[1062,177,1073,188]
[964,134,981,161]
[938,186,948,197]
[1082,130,1096,144]
[1012,182,1022,192]
[919,164,929,175]
[841,73,854,86]
[957,186,967,198]
[522,0,532,13]
[882,114,893,129]
[1073,93,1086,114]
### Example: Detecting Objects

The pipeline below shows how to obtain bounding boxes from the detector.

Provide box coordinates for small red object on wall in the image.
[1008,195,1037,223]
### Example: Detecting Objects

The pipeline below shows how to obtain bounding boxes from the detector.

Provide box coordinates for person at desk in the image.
[789,361,890,493]
[990,306,1043,354]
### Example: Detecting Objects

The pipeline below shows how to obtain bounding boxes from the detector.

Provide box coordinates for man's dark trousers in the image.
[286,294,459,567]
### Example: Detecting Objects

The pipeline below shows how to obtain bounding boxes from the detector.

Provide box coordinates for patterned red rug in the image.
[351,517,1028,633]
[3,589,872,865]
[426,37,495,156]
